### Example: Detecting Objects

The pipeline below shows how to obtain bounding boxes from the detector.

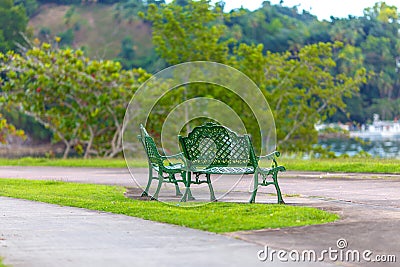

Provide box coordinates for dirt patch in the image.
[124,187,153,201]
[29,4,70,35]
[0,143,65,158]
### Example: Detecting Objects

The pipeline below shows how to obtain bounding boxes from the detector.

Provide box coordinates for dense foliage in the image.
[0,0,398,156]
[223,1,400,123]
[0,0,29,52]
[0,43,147,157]
[140,0,399,123]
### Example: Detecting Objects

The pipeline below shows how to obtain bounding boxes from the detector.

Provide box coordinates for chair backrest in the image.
[138,124,164,168]
[179,122,257,168]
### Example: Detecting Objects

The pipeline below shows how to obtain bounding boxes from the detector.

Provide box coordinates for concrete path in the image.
[0,197,328,267]
[1,197,294,267]
[1,167,399,266]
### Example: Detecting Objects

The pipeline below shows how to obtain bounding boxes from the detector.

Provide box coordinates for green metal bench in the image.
[138,124,188,200]
[178,122,285,203]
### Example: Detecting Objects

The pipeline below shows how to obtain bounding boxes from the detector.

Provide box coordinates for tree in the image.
[230,41,367,151]
[358,3,400,120]
[144,0,235,135]
[224,1,322,53]
[145,0,233,64]
[14,0,39,17]
[363,2,399,23]
[0,0,29,53]
[116,36,137,69]
[0,43,146,158]
[144,0,367,152]
[113,0,165,24]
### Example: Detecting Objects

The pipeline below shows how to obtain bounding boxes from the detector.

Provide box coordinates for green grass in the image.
[1,157,399,174]
[0,179,338,233]
[281,158,400,174]
[0,258,8,267]
[0,157,140,168]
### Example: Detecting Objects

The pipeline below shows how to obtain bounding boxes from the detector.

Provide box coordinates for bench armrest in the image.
[161,152,185,165]
[162,152,184,160]
[259,151,281,160]
[258,151,281,167]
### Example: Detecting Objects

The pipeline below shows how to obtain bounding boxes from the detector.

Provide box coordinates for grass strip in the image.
[0,179,338,233]
[0,157,399,174]
[281,158,400,174]
[0,157,139,168]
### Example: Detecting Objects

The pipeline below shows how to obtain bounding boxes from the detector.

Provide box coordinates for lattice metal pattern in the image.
[139,125,182,173]
[180,122,254,168]
[143,135,164,168]
[178,122,285,203]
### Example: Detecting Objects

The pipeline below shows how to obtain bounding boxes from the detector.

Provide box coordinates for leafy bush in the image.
[0,43,149,158]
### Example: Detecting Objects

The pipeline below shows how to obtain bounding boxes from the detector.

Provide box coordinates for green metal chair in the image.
[248,150,286,204]
[138,124,187,200]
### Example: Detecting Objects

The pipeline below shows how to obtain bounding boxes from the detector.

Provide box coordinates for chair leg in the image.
[174,180,183,197]
[249,171,259,203]
[272,172,285,204]
[168,172,183,196]
[142,165,153,197]
[152,173,163,200]
[180,172,190,202]
[206,174,216,202]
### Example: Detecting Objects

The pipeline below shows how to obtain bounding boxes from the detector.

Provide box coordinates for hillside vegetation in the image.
[29,4,154,65]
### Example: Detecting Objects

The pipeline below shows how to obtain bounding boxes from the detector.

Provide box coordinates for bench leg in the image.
[272,172,285,204]
[206,174,217,202]
[180,172,195,202]
[249,171,259,203]
[142,165,153,197]
[187,188,195,200]
[181,188,192,202]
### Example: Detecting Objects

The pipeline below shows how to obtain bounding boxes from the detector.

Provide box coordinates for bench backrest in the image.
[179,122,257,169]
[138,124,164,169]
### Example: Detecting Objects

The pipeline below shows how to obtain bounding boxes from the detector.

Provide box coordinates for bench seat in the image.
[193,166,255,175]
[153,163,184,173]
[193,166,286,175]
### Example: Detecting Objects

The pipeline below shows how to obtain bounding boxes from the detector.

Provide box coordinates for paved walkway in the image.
[1,167,399,266]
[3,197,315,267]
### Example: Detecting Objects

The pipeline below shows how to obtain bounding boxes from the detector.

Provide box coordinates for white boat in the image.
[349,114,400,139]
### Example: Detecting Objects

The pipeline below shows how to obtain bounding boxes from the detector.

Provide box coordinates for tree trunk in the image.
[63,140,71,159]
[84,127,94,159]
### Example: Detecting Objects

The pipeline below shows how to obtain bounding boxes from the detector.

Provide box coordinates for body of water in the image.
[318,138,400,158]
